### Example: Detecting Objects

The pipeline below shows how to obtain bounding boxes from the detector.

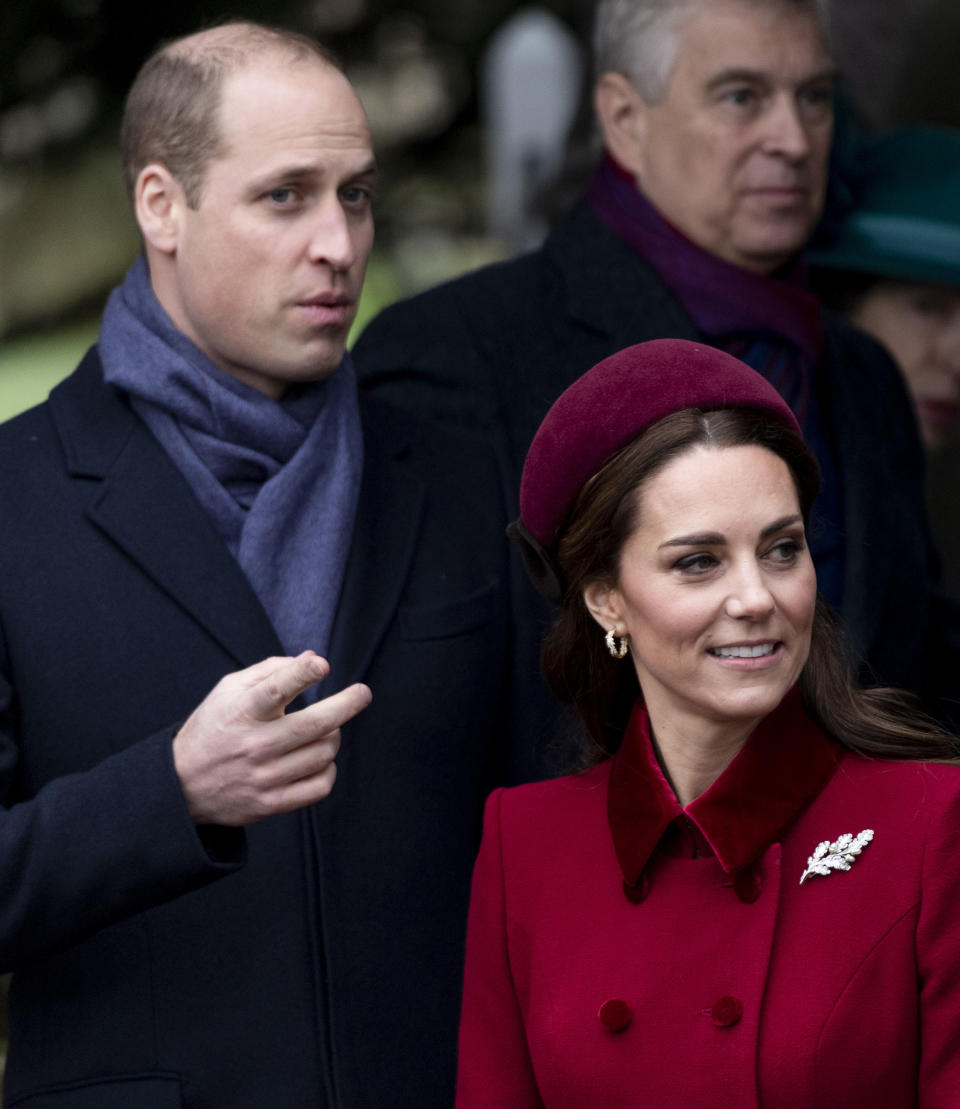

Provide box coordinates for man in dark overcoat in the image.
[0,21,542,1109]
[355,0,960,714]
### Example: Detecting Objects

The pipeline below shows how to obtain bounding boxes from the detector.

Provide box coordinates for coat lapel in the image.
[548,204,700,350]
[326,399,425,688]
[500,204,702,472]
[51,353,426,685]
[50,348,282,668]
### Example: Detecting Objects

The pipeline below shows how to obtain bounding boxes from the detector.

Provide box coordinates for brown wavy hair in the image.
[541,407,958,764]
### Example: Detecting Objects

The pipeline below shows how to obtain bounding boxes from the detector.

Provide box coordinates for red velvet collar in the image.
[607,688,840,883]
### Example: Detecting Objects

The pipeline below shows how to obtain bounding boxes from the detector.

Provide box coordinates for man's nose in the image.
[761,94,812,162]
[307,198,356,270]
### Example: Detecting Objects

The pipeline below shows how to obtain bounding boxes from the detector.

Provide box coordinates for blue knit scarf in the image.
[99,257,363,675]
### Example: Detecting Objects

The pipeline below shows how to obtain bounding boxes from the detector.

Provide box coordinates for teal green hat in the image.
[809,126,960,289]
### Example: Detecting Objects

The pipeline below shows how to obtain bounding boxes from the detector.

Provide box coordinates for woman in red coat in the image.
[456,339,960,1108]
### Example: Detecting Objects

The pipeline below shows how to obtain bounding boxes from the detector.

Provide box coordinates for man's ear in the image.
[582,579,625,633]
[593,71,648,180]
[134,164,185,256]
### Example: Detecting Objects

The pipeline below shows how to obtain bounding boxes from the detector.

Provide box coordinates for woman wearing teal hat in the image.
[811,125,960,594]
[811,126,960,450]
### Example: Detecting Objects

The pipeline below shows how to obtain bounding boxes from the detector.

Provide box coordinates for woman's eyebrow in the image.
[659,532,723,550]
[658,515,803,551]
[760,514,803,539]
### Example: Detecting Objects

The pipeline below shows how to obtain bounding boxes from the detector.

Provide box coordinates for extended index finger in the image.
[275,682,373,753]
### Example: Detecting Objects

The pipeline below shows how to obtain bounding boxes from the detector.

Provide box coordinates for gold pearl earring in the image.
[605,627,629,659]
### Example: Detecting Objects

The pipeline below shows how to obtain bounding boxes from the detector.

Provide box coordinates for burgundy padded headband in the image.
[510,340,801,602]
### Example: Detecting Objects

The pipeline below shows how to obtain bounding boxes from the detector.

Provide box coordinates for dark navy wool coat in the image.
[0,348,540,1108]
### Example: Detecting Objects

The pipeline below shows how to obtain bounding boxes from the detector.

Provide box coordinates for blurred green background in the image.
[0,322,98,419]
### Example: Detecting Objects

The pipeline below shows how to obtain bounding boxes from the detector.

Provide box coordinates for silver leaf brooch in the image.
[799,829,874,886]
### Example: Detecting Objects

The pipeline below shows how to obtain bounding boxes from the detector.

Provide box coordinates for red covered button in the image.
[710,996,743,1028]
[622,873,650,904]
[598,999,633,1033]
[732,868,762,903]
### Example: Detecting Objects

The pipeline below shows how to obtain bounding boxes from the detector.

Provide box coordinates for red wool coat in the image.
[456,691,960,1108]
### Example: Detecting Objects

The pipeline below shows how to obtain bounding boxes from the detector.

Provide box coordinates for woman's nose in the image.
[723,565,776,620]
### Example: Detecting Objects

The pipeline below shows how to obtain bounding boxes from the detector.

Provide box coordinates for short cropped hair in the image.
[593,0,830,104]
[120,21,341,208]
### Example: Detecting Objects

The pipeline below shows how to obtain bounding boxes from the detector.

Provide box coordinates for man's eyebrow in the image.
[705,64,839,91]
[249,163,317,188]
[339,159,376,182]
[251,158,378,187]
[705,67,767,90]
[345,159,378,180]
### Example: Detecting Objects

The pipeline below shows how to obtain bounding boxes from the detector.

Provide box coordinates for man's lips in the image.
[294,295,353,327]
[741,184,811,204]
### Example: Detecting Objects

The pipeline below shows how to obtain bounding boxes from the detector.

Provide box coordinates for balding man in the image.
[356,0,960,717]
[0,22,533,1108]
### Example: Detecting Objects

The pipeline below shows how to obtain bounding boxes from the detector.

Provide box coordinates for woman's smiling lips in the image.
[707,641,783,667]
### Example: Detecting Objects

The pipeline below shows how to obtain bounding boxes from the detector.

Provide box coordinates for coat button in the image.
[598,999,633,1033]
[733,868,762,903]
[710,996,743,1028]
[622,873,649,903]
